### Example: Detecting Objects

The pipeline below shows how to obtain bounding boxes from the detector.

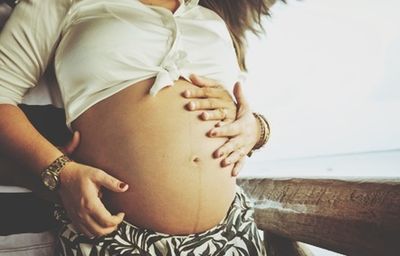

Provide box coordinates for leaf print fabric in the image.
[55,186,266,256]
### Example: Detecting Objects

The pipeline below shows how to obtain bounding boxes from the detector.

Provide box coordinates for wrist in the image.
[251,112,261,147]
[247,112,270,157]
[41,155,73,191]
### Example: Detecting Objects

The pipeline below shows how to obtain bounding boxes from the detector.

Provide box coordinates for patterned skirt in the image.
[55,186,266,256]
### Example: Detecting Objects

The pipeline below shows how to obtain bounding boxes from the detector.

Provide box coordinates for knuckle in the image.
[215,111,223,120]
[92,170,103,181]
[232,139,242,149]
[193,88,202,97]
[224,142,234,152]
[204,87,213,96]
[220,108,227,118]
[209,99,218,108]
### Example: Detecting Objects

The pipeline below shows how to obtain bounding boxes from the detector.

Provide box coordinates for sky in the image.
[244,0,400,162]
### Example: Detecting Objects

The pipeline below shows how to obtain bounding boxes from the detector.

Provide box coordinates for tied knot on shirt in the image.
[150,50,191,95]
[162,50,189,79]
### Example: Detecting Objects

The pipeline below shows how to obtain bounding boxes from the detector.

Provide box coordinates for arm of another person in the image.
[0,105,79,202]
[0,0,127,238]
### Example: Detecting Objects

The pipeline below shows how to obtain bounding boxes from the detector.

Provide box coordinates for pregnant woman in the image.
[0,0,271,255]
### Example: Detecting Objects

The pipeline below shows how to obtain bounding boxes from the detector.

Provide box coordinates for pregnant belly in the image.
[71,79,236,235]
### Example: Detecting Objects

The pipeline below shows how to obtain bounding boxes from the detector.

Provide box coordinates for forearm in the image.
[0,154,59,202]
[0,104,63,177]
[0,104,72,201]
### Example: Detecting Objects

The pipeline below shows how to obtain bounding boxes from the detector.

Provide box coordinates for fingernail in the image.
[183,90,190,97]
[220,159,230,168]
[232,170,239,177]
[209,130,216,137]
[224,159,231,166]
[201,112,208,120]
[188,102,195,110]
[213,151,223,158]
[119,183,128,190]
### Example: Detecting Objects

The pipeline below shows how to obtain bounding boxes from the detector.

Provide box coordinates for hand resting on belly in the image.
[70,78,236,235]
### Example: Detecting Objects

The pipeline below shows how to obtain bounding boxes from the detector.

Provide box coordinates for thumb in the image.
[233,82,250,118]
[62,131,81,155]
[95,170,129,193]
[233,82,249,109]
[189,74,220,88]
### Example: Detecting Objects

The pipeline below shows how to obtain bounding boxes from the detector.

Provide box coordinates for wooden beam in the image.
[238,177,400,256]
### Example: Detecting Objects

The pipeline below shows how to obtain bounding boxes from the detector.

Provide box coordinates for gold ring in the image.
[218,108,227,119]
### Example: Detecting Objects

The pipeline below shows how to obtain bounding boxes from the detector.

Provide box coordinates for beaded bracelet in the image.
[247,112,270,157]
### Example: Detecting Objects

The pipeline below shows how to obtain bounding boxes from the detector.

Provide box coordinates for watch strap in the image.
[41,155,71,191]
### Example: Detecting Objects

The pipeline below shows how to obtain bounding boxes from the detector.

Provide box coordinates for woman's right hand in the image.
[58,161,129,237]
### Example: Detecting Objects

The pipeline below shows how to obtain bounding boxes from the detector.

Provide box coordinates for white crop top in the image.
[0,0,242,127]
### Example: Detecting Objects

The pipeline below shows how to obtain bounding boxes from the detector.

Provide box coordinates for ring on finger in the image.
[218,108,227,119]
[234,147,246,158]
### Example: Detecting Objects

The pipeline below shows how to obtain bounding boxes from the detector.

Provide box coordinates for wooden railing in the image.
[237,177,400,256]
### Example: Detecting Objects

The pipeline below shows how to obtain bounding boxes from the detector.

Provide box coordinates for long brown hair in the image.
[199,0,278,71]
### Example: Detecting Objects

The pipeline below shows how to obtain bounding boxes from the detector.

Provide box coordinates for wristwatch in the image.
[41,155,71,191]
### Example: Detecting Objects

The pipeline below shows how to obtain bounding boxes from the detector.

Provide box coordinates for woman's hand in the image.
[58,162,129,237]
[209,83,259,176]
[183,75,259,176]
[57,131,129,238]
[183,74,236,122]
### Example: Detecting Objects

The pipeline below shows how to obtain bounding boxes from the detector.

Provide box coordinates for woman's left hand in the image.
[183,74,236,122]
[183,75,259,177]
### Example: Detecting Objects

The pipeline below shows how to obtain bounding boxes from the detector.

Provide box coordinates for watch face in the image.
[43,172,58,191]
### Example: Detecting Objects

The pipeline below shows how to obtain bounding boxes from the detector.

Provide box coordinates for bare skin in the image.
[184,75,261,176]
[0,75,260,237]
[69,78,237,235]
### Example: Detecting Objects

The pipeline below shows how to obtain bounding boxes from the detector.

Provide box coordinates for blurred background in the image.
[243,1,400,254]
[241,0,400,178]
